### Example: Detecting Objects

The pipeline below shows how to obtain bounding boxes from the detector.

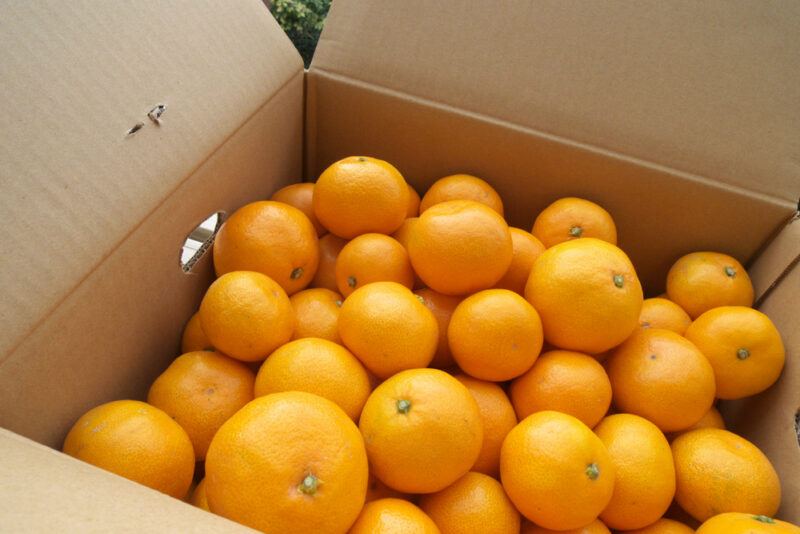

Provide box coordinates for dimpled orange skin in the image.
[191,478,210,511]
[415,288,462,369]
[271,182,327,236]
[510,350,612,428]
[213,200,319,295]
[311,233,348,292]
[639,297,692,335]
[349,498,441,534]
[697,512,800,534]
[407,184,421,217]
[336,233,415,297]
[147,351,255,460]
[313,156,409,239]
[495,228,546,295]
[366,473,410,503]
[409,200,513,296]
[254,338,371,421]
[671,428,781,522]
[501,411,615,531]
[289,287,343,344]
[338,282,438,379]
[199,271,294,362]
[205,392,368,533]
[607,329,715,432]
[624,518,696,534]
[525,238,643,354]
[666,252,754,319]
[181,312,213,353]
[531,197,617,248]
[420,174,505,216]
[668,406,726,441]
[449,289,543,381]
[419,472,521,534]
[393,217,425,289]
[359,369,483,494]
[63,400,195,499]
[521,518,611,534]
[684,306,785,400]
[594,414,676,530]
[455,375,518,477]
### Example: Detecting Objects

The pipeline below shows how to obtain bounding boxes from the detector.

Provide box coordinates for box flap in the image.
[0,1,302,359]
[0,429,253,532]
[312,1,799,204]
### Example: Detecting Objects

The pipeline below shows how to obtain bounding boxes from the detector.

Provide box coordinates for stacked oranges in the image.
[63,156,795,534]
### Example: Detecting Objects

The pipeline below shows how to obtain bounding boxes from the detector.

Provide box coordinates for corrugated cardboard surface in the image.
[305,71,793,293]
[313,0,800,203]
[0,0,302,360]
[0,429,252,533]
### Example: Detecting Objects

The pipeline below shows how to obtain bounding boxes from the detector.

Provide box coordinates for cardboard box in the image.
[0,0,797,530]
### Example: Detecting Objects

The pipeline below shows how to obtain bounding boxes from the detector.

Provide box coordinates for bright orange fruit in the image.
[310,233,347,292]
[532,197,617,248]
[639,297,692,335]
[289,287,342,344]
[495,228,546,295]
[697,512,800,534]
[213,200,319,295]
[180,311,213,353]
[416,288,462,369]
[420,173,504,216]
[335,233,414,297]
[349,498,440,534]
[270,182,327,236]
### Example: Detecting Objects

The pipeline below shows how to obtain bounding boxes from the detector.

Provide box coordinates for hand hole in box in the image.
[181,212,225,273]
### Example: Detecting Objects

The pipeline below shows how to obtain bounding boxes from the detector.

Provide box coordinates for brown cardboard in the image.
[1,0,799,530]
[0,429,253,532]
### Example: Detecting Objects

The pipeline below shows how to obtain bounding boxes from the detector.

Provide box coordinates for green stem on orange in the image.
[298,474,319,496]
[613,274,624,288]
[396,399,412,414]
[585,463,600,480]
[753,515,775,524]
[569,226,583,238]
[724,266,736,277]
[290,268,304,280]
[347,276,357,288]
[737,348,750,360]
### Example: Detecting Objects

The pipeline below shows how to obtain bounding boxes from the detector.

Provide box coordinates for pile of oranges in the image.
[63,156,796,534]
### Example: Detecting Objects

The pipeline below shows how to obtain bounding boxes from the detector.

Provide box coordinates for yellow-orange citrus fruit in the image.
[510,350,612,428]
[697,512,800,534]
[349,498,441,534]
[416,288,462,369]
[532,197,617,248]
[338,281,438,379]
[521,518,611,534]
[181,311,213,353]
[672,428,781,522]
[639,297,692,335]
[254,338,371,421]
[525,238,643,354]
[624,518,696,534]
[420,174,504,216]
[199,271,294,362]
[213,200,319,295]
[495,228,546,295]
[684,306,785,400]
[409,200,513,295]
[607,329,715,432]
[393,217,425,289]
[359,369,483,493]
[455,375,518,477]
[205,392,368,533]
[407,183,421,217]
[449,289,543,381]
[419,472,521,534]
[594,414,676,530]
[63,400,194,499]
[311,233,347,292]
[270,182,327,236]
[366,473,410,503]
[668,406,726,441]
[289,287,342,344]
[666,252,754,319]
[313,156,409,238]
[335,233,414,297]
[147,351,255,460]
[500,410,615,530]
[191,478,210,511]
